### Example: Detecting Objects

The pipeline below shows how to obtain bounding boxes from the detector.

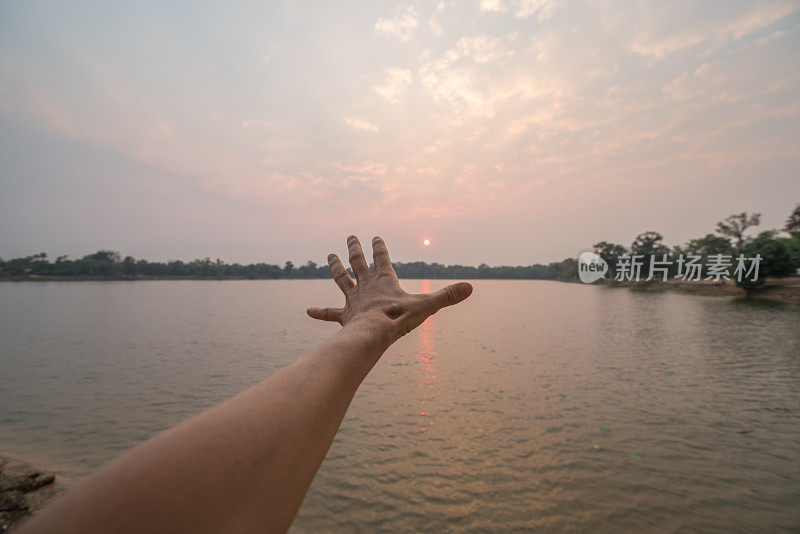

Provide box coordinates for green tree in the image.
[556,258,578,281]
[84,250,121,262]
[785,203,800,240]
[631,232,669,256]
[593,241,627,275]
[631,231,669,277]
[122,256,137,276]
[737,231,796,295]
[684,234,734,256]
[716,212,760,252]
[297,261,318,278]
[80,250,120,276]
[747,231,795,277]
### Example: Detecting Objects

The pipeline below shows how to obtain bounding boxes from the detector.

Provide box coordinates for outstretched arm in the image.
[20,236,472,534]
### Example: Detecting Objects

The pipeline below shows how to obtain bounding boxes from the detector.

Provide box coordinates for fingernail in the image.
[372,236,381,243]
[327,253,335,261]
[347,235,357,243]
[459,282,473,298]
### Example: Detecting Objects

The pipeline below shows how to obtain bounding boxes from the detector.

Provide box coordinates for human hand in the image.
[307,236,473,346]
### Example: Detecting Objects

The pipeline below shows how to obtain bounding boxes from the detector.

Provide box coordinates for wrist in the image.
[339,315,394,353]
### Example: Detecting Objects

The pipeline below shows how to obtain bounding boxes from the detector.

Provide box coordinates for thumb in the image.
[307,307,343,323]
[429,282,473,311]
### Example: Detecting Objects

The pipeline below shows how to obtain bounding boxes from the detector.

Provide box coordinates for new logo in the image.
[578,251,608,283]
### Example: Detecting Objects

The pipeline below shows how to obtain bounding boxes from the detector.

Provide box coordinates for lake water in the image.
[1,280,799,531]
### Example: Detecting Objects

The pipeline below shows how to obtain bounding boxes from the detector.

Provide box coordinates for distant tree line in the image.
[2,204,798,288]
[0,251,579,281]
[590,204,800,293]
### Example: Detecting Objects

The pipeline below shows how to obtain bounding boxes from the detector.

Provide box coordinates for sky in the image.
[1,0,799,266]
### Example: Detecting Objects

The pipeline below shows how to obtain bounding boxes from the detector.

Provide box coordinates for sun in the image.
[423,239,431,246]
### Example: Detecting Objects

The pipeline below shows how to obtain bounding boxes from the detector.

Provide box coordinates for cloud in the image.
[418,60,487,117]
[479,0,559,20]
[429,16,444,36]
[479,0,507,13]
[342,115,379,132]
[455,35,513,63]
[507,102,563,135]
[241,118,275,128]
[529,33,554,61]
[418,61,547,119]
[628,1,799,59]
[662,69,705,103]
[335,160,387,174]
[372,67,413,104]
[422,138,452,153]
[374,7,418,43]
[661,48,799,106]
[416,34,526,118]
[513,0,560,20]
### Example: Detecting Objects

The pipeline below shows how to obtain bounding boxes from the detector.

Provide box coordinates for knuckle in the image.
[445,286,458,305]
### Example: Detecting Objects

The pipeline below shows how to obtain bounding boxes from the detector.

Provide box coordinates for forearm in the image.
[20,325,389,534]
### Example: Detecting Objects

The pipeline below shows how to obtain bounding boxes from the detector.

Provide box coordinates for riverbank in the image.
[0,455,62,531]
[0,274,250,281]
[605,276,800,303]
[3,274,800,304]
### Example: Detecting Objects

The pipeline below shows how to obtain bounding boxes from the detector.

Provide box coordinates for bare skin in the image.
[19,236,472,534]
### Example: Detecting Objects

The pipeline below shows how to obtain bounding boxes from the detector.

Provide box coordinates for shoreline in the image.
[0,454,64,531]
[598,277,800,304]
[2,275,799,303]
